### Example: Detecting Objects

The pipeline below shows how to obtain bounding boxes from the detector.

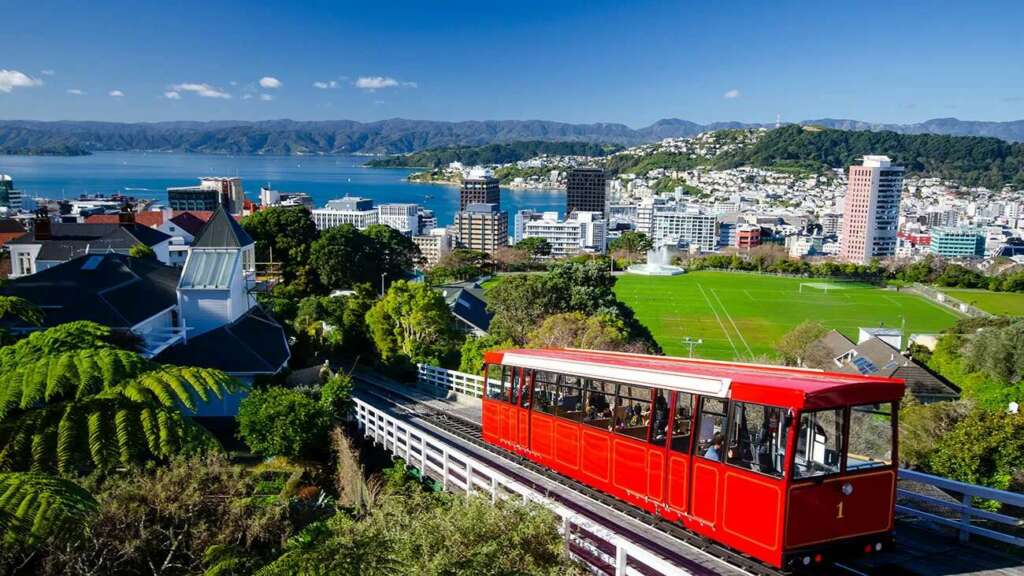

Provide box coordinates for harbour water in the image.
[0,152,567,226]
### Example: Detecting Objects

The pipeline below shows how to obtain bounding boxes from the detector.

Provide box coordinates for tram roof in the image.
[483,348,905,410]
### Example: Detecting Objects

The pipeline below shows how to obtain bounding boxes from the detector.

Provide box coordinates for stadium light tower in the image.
[682,337,703,358]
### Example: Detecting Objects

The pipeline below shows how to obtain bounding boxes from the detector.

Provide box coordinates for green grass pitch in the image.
[613,271,962,360]
[937,288,1024,317]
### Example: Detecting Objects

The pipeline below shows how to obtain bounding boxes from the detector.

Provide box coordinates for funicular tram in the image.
[480,348,903,570]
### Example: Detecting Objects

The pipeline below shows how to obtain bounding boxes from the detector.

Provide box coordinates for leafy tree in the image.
[545,259,619,315]
[362,224,422,283]
[899,397,972,469]
[292,284,377,362]
[237,388,331,459]
[775,320,831,366]
[128,243,156,260]
[608,231,652,261]
[526,312,648,353]
[487,275,558,346]
[515,237,552,258]
[0,323,239,474]
[242,207,321,286]
[426,250,492,285]
[365,281,460,369]
[310,224,374,290]
[320,373,354,421]
[929,410,1024,494]
[459,334,514,375]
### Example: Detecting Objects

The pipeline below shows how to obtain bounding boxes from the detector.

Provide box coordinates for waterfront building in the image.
[168,177,246,214]
[522,211,607,257]
[417,208,437,234]
[566,167,607,216]
[460,167,500,210]
[259,186,313,209]
[311,197,378,230]
[378,203,419,235]
[0,175,26,212]
[838,156,904,264]
[454,203,508,255]
[412,227,454,268]
[514,209,541,243]
[930,227,985,258]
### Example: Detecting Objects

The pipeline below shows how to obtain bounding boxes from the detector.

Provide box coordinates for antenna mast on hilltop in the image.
[775,113,781,129]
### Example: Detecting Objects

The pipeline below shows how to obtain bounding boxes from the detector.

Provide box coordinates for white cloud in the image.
[40,69,55,76]
[0,70,43,93]
[313,80,338,89]
[259,76,282,89]
[67,88,85,95]
[723,88,741,99]
[242,93,254,100]
[108,90,125,97]
[259,93,273,101]
[170,82,231,99]
[401,81,418,88]
[355,76,400,90]
[164,91,181,100]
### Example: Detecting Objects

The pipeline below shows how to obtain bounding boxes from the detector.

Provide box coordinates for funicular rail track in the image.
[352,374,870,576]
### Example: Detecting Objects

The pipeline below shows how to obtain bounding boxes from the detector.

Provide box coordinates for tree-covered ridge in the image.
[714,124,1024,189]
[365,141,623,168]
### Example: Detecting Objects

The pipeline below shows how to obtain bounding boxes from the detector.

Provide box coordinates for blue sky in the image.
[2,0,1023,126]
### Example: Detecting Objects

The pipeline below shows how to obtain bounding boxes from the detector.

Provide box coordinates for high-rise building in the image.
[454,203,508,255]
[0,175,24,212]
[167,177,246,213]
[838,156,904,264]
[311,197,378,230]
[417,208,437,234]
[377,203,419,235]
[460,167,500,210]
[522,211,607,257]
[566,167,607,216]
[412,227,454,268]
[930,227,985,258]
[651,207,718,252]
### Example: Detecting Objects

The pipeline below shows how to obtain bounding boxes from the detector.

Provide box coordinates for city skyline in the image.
[3,0,1024,126]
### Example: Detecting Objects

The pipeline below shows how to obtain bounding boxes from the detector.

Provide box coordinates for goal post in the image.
[799,282,831,295]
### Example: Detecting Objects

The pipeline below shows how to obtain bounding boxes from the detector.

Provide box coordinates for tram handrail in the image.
[418,365,1024,550]
[353,395,698,576]
[897,468,1024,548]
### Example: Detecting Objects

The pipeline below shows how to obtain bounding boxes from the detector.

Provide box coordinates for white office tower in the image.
[522,211,607,257]
[311,197,378,230]
[651,206,718,252]
[377,203,419,235]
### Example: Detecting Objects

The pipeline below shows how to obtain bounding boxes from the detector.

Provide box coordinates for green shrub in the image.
[238,387,331,459]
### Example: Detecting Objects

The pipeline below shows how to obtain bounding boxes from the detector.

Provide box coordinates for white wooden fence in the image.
[417,363,489,398]
[354,397,696,576]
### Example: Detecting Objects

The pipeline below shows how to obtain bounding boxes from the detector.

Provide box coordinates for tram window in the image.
[696,398,728,461]
[668,392,692,451]
[510,368,528,407]
[847,403,894,471]
[533,371,560,414]
[726,402,788,478]
[556,375,584,422]
[648,389,671,446]
[612,384,653,441]
[794,408,844,479]
[582,380,615,430]
[487,365,511,402]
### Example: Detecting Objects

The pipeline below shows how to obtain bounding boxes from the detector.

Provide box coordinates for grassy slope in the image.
[614,271,961,360]
[937,288,1024,317]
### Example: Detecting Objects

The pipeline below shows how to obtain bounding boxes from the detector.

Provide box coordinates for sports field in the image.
[937,288,1024,317]
[614,271,962,360]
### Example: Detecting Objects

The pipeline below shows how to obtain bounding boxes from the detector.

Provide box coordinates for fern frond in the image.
[0,471,97,549]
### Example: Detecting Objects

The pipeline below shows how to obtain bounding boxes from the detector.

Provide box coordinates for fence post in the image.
[615,545,628,576]
[960,491,972,543]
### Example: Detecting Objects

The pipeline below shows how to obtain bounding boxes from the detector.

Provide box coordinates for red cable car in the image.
[481,348,904,570]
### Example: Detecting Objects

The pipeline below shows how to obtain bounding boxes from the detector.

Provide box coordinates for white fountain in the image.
[626,244,685,276]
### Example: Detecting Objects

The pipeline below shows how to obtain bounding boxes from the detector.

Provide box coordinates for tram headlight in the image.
[842,482,854,496]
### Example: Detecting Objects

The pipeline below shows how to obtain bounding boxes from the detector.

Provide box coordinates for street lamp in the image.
[682,337,703,358]
[380,272,387,296]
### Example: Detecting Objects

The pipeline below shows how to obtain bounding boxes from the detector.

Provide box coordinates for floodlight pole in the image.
[682,337,703,358]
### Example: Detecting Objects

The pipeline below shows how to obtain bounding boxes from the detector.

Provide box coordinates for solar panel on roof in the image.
[851,356,878,375]
[81,255,103,270]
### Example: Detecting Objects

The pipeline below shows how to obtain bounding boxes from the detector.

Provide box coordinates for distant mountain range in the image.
[1,117,1024,156]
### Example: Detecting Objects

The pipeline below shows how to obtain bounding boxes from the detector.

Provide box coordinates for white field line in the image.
[697,283,740,358]
[711,287,754,358]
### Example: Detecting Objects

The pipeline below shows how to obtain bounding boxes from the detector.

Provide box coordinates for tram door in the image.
[690,397,729,528]
[664,392,695,518]
[511,368,533,452]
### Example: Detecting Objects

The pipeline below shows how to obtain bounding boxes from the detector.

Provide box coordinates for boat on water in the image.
[424,194,435,200]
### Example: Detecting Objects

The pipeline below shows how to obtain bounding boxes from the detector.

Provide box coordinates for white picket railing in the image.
[354,397,695,576]
[417,363,489,398]
[897,468,1024,547]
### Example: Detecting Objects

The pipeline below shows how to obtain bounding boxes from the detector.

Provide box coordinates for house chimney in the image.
[118,208,135,225]
[34,214,52,240]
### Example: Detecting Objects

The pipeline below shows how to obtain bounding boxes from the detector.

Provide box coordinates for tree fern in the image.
[0,321,113,374]
[0,471,97,549]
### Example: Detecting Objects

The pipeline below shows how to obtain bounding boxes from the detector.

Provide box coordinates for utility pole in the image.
[682,337,703,358]
[380,272,387,296]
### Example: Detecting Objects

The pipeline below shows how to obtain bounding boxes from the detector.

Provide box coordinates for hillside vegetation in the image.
[366,141,623,168]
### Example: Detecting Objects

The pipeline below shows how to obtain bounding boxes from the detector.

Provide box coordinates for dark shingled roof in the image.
[0,218,26,234]
[192,206,253,249]
[7,222,171,261]
[169,212,208,236]
[0,253,180,329]
[437,281,492,333]
[156,307,289,375]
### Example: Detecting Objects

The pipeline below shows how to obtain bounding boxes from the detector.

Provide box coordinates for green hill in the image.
[365,141,623,168]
